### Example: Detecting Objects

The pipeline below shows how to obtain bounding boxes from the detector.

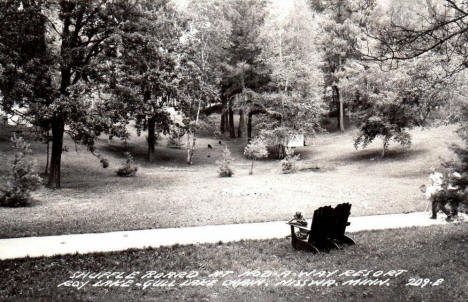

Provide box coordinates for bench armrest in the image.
[286,223,310,232]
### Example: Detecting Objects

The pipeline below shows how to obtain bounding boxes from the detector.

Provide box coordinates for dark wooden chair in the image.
[287,203,355,253]
[330,203,355,246]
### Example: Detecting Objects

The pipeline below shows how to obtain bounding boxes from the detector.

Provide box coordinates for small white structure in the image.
[287,134,305,148]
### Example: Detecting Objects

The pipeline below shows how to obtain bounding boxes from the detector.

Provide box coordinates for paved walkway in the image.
[0,212,463,260]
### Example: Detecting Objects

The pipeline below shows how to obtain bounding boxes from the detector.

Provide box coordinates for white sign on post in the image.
[287,134,305,148]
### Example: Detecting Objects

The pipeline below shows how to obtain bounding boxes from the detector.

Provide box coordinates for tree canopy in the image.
[365,0,468,70]
[0,1,140,187]
[1,0,467,187]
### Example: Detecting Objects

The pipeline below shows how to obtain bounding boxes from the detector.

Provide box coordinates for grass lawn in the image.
[0,125,462,238]
[0,223,467,301]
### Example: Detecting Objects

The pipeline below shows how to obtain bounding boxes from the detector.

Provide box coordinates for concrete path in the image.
[0,212,462,260]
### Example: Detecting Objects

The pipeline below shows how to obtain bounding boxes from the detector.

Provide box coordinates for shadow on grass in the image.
[55,160,178,192]
[100,136,280,168]
[100,143,188,168]
[298,163,336,173]
[0,197,42,209]
[334,148,429,164]
[294,147,325,161]
[390,169,431,179]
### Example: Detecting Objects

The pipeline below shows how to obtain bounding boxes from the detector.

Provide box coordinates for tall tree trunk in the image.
[147,117,156,162]
[187,99,202,165]
[224,111,229,134]
[46,3,76,188]
[220,109,226,133]
[44,137,50,175]
[48,52,71,187]
[339,96,344,133]
[382,137,389,158]
[333,85,344,133]
[237,109,244,138]
[247,111,253,141]
[48,118,64,188]
[228,100,235,138]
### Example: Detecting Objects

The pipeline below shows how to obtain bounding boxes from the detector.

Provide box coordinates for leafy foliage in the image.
[105,0,185,162]
[442,122,468,204]
[340,56,454,156]
[244,137,268,160]
[252,1,325,150]
[167,126,185,149]
[244,136,268,175]
[366,0,468,68]
[310,0,372,132]
[116,152,138,177]
[218,0,271,138]
[281,147,300,174]
[217,146,234,177]
[0,135,41,207]
[0,0,140,187]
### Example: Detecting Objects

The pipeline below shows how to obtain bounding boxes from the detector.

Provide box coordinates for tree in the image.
[0,135,42,207]
[0,1,136,188]
[243,136,268,174]
[181,0,270,141]
[443,70,468,201]
[217,146,234,177]
[340,55,455,157]
[181,0,229,164]
[107,0,183,162]
[219,0,270,139]
[254,1,325,157]
[360,0,468,159]
[0,0,55,166]
[176,50,219,165]
[309,0,369,132]
[365,0,468,69]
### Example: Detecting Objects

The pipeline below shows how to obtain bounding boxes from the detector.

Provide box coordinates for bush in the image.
[244,137,268,175]
[116,152,138,177]
[167,135,183,149]
[167,127,185,149]
[281,147,300,174]
[217,147,234,177]
[354,118,412,158]
[266,144,286,159]
[0,135,42,207]
[244,137,268,160]
[92,151,109,168]
[100,158,110,168]
[426,157,467,220]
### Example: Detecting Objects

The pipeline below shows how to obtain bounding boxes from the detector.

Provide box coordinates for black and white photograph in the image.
[0,0,467,301]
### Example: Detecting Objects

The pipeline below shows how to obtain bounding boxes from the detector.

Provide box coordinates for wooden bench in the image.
[287,203,355,253]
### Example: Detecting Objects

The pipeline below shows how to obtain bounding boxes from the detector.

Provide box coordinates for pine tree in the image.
[0,135,41,207]
[217,146,234,177]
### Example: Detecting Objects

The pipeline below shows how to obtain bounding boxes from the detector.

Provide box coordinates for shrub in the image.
[167,135,183,149]
[217,147,234,177]
[167,127,185,149]
[0,135,42,207]
[100,158,109,168]
[244,137,268,175]
[116,152,138,177]
[266,144,286,159]
[354,118,412,158]
[426,158,467,220]
[281,147,300,174]
[92,151,109,168]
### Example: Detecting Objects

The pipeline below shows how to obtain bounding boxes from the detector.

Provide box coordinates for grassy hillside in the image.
[0,124,462,238]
